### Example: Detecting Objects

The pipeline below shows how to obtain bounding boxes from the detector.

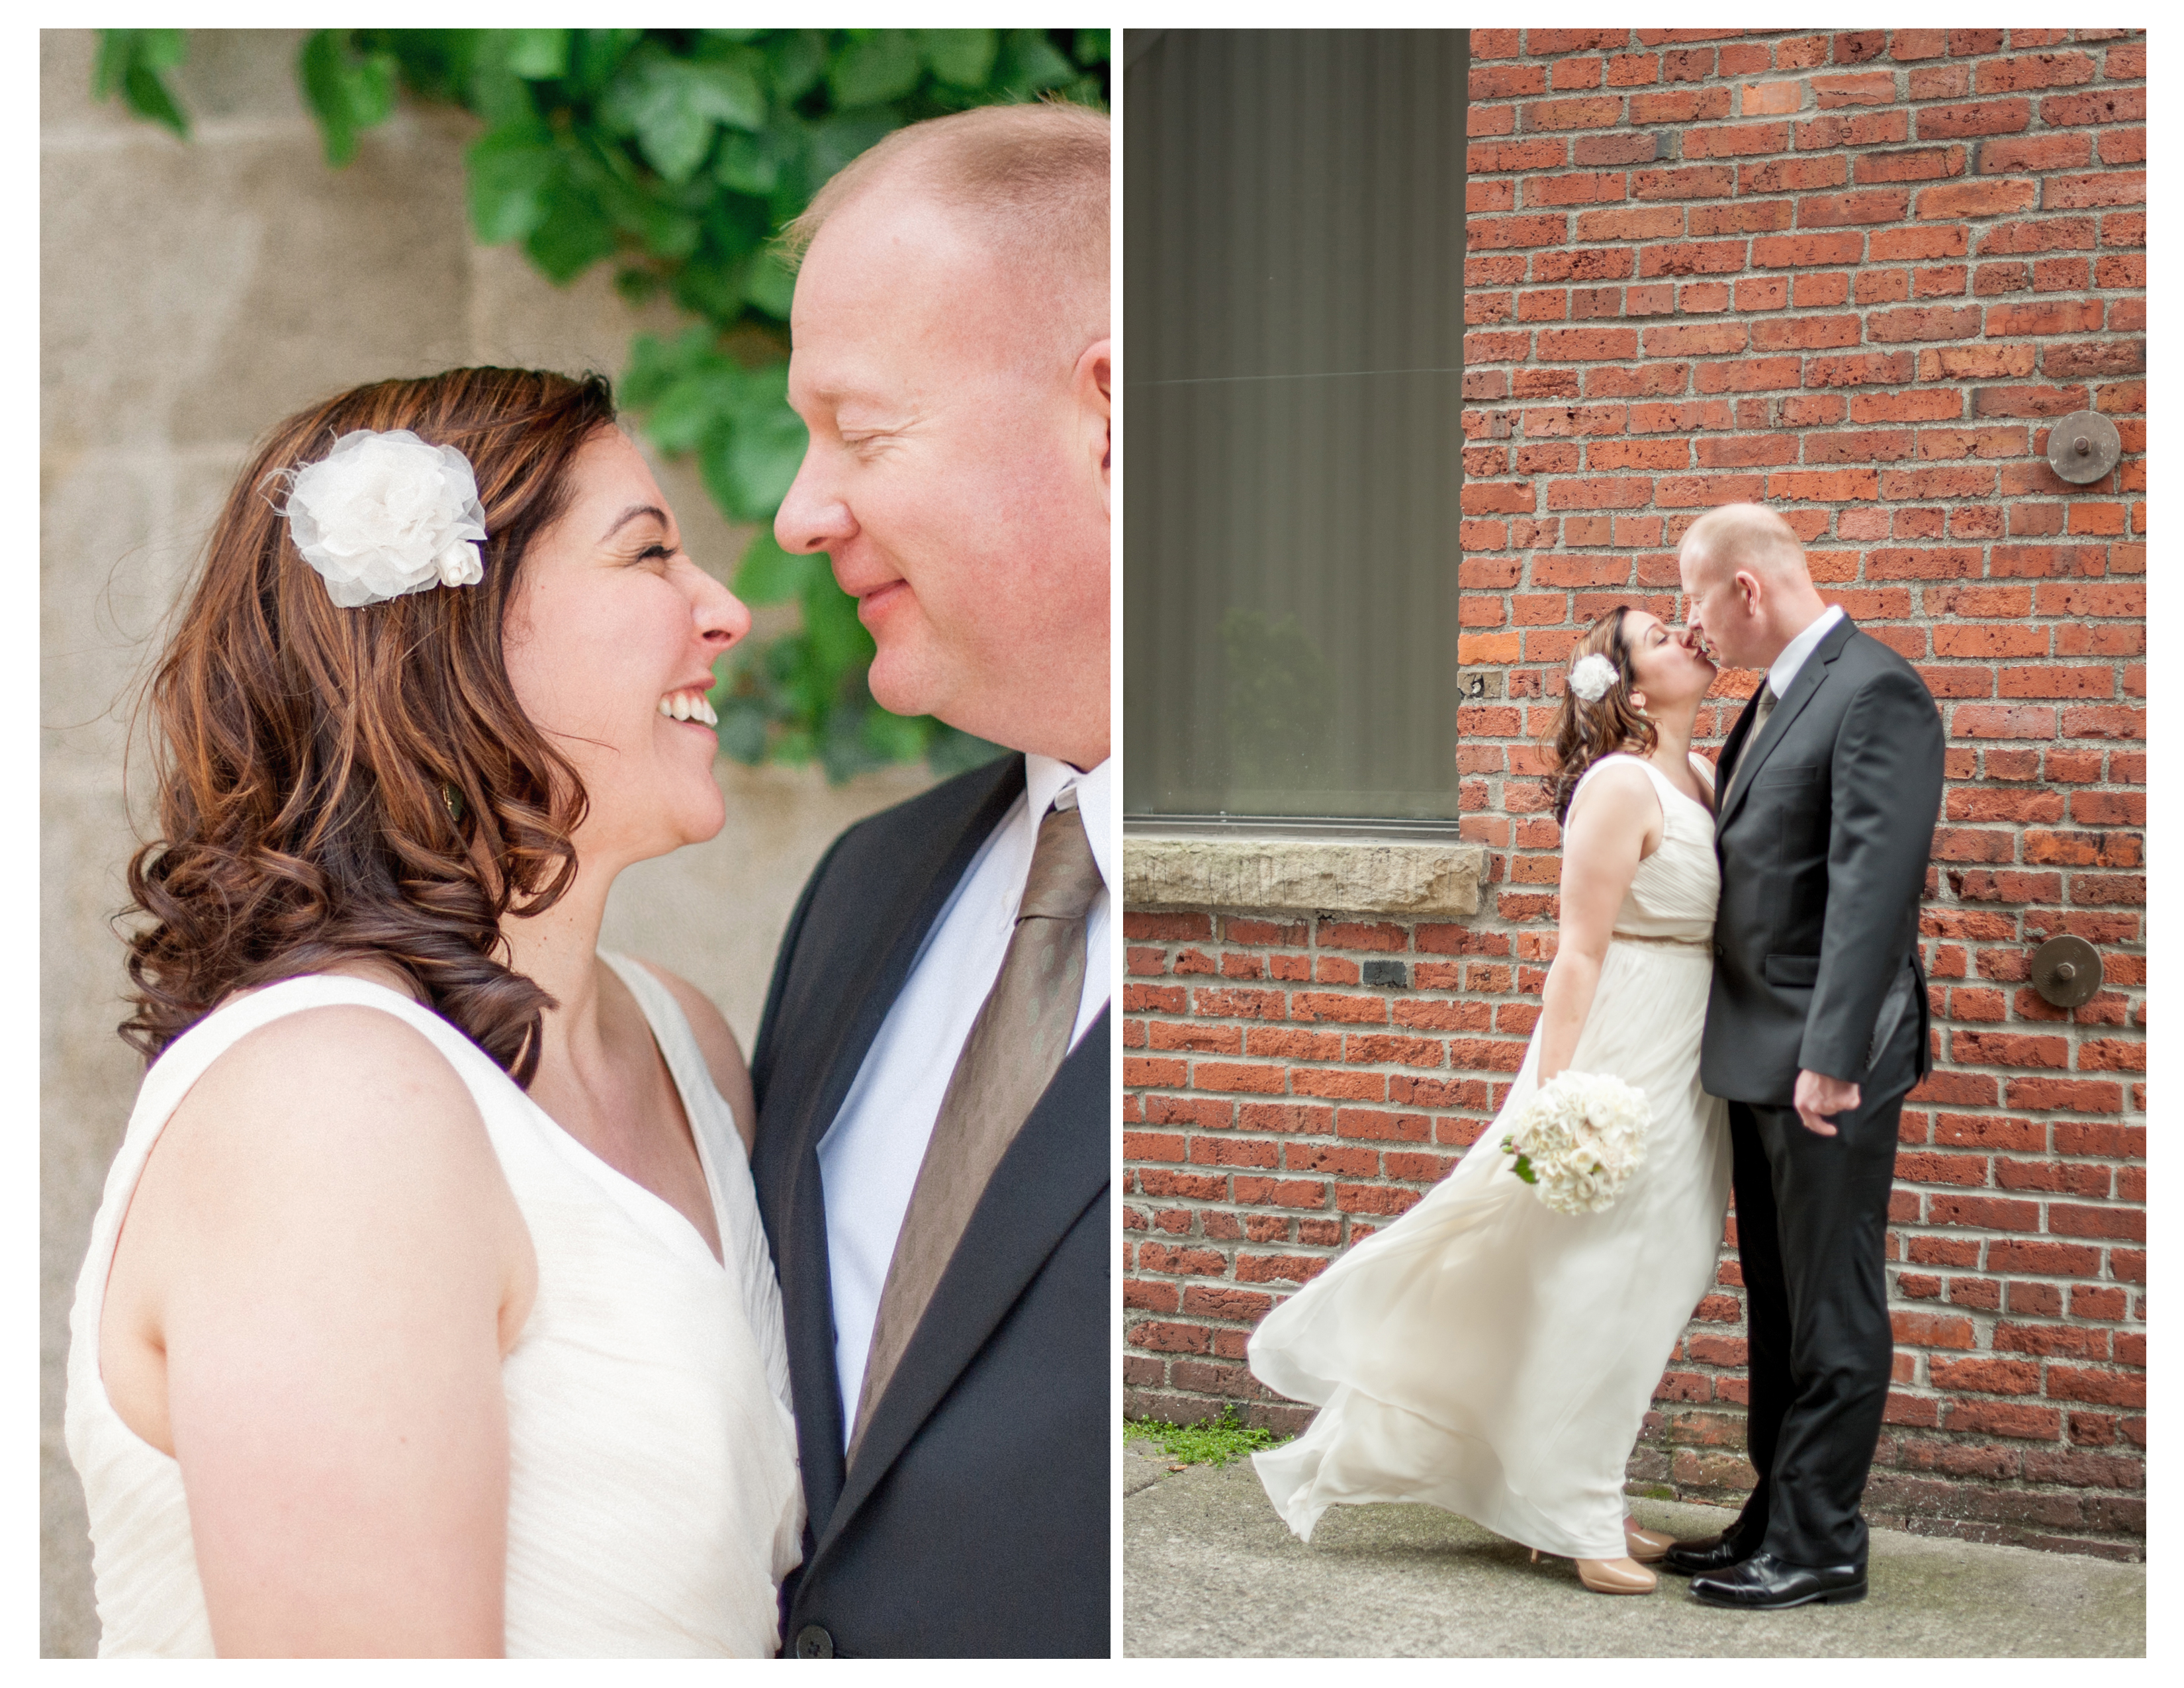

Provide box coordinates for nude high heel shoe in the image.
[1623,1517,1674,1564]
[1576,1556,1659,1595]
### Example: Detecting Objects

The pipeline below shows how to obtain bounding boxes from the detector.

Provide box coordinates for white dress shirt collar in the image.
[1767,603,1846,699]
[1024,753,1113,897]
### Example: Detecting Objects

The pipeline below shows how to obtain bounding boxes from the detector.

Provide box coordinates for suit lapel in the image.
[780,755,1027,1532]
[818,1008,1111,1557]
[1717,616,1857,833]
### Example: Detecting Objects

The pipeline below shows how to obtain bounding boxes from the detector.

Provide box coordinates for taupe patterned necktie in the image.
[1723,681,1778,798]
[847,794,1104,1462]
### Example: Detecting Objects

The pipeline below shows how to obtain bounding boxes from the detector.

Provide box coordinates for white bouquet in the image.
[1498,1070,1651,1215]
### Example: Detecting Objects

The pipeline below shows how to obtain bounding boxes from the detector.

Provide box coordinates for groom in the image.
[745,102,1111,1659]
[1669,503,1944,1610]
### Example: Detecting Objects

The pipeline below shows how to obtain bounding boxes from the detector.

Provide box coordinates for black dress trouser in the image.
[1725,1002,1922,1571]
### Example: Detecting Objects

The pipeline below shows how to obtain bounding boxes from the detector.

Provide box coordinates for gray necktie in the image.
[1723,681,1778,797]
[848,795,1103,1463]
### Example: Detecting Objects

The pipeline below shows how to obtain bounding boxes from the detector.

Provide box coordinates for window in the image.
[1123,28,1469,821]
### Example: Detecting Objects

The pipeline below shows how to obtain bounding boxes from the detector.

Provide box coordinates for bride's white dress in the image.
[1249,753,1731,1559]
[66,953,802,1657]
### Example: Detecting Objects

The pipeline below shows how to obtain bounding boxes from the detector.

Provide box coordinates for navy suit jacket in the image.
[748,753,1110,1658]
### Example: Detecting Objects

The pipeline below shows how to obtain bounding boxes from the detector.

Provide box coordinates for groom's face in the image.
[1680,545,1765,673]
[777,190,1111,763]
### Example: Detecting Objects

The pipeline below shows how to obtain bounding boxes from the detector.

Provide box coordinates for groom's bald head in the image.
[1678,502,1828,671]
[1679,502,1810,594]
[782,101,1109,367]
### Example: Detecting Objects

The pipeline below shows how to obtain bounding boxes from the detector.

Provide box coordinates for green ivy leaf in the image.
[298,30,398,167]
[732,526,815,606]
[122,60,191,139]
[1073,29,1111,66]
[800,565,875,686]
[717,373,809,520]
[619,326,710,410]
[95,30,191,138]
[995,28,1077,97]
[915,29,999,90]
[505,28,570,81]
[861,707,933,765]
[604,53,767,184]
[584,160,704,259]
[465,121,559,245]
[762,30,827,104]
[567,28,644,98]
[615,266,664,306]
[715,129,780,197]
[647,370,742,455]
[523,177,618,281]
[670,259,753,326]
[827,29,923,109]
[743,244,796,319]
[454,32,536,128]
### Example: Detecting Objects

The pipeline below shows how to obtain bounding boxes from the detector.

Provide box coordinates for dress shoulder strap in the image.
[1570,750,1638,798]
[130,976,492,1139]
[598,952,715,1113]
[1570,750,1669,809]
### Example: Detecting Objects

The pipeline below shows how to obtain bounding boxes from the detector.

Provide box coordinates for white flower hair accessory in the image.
[281,429,489,608]
[1567,651,1618,704]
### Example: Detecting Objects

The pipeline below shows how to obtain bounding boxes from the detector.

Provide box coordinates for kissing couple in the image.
[1250,503,1944,1610]
[66,104,1111,1658]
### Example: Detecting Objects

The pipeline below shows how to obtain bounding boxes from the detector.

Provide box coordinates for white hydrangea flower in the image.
[283,429,489,608]
[1568,652,1618,703]
[1499,1070,1651,1215]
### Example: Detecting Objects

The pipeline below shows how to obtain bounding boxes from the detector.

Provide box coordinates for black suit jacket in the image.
[1703,616,1945,1106]
[748,753,1110,1659]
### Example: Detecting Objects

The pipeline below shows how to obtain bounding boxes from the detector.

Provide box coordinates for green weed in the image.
[1124,1404,1289,1468]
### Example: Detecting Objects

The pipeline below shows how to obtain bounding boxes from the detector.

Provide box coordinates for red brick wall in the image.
[1121,27,2146,1561]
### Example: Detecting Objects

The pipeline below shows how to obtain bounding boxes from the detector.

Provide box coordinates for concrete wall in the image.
[40,30,933,1655]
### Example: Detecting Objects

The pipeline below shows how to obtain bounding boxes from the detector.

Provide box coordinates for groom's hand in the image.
[1793,1069,1860,1137]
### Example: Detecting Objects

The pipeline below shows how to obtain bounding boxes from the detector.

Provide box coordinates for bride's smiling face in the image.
[501,428,751,867]
[1622,610,1716,712]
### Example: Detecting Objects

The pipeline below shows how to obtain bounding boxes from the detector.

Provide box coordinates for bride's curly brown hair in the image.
[120,366,619,1085]
[1545,606,1659,825]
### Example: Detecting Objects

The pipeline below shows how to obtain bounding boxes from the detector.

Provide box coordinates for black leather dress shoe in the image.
[1659,1531,1754,1577]
[1688,1551,1866,1609]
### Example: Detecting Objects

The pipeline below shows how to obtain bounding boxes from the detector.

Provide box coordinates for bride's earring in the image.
[1630,690,1651,719]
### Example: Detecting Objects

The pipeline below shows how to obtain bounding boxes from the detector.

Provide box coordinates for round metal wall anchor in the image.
[2030,934,2103,1009]
[2046,410,2122,485]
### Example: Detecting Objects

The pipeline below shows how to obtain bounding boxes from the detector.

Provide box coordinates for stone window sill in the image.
[1122,832,1487,918]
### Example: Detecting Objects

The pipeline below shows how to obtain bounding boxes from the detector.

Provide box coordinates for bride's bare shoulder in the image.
[1570,753,1656,802]
[157,1000,502,1223]
[1563,755,1659,837]
[117,1002,518,1358]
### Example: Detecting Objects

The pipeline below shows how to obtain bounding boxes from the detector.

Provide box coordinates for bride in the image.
[66,367,801,1656]
[1249,606,1731,1595]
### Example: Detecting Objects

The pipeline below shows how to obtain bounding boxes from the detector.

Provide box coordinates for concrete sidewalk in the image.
[1124,1440,2145,1657]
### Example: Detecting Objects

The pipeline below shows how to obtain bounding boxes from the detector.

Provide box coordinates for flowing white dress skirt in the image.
[1249,933,1730,1560]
